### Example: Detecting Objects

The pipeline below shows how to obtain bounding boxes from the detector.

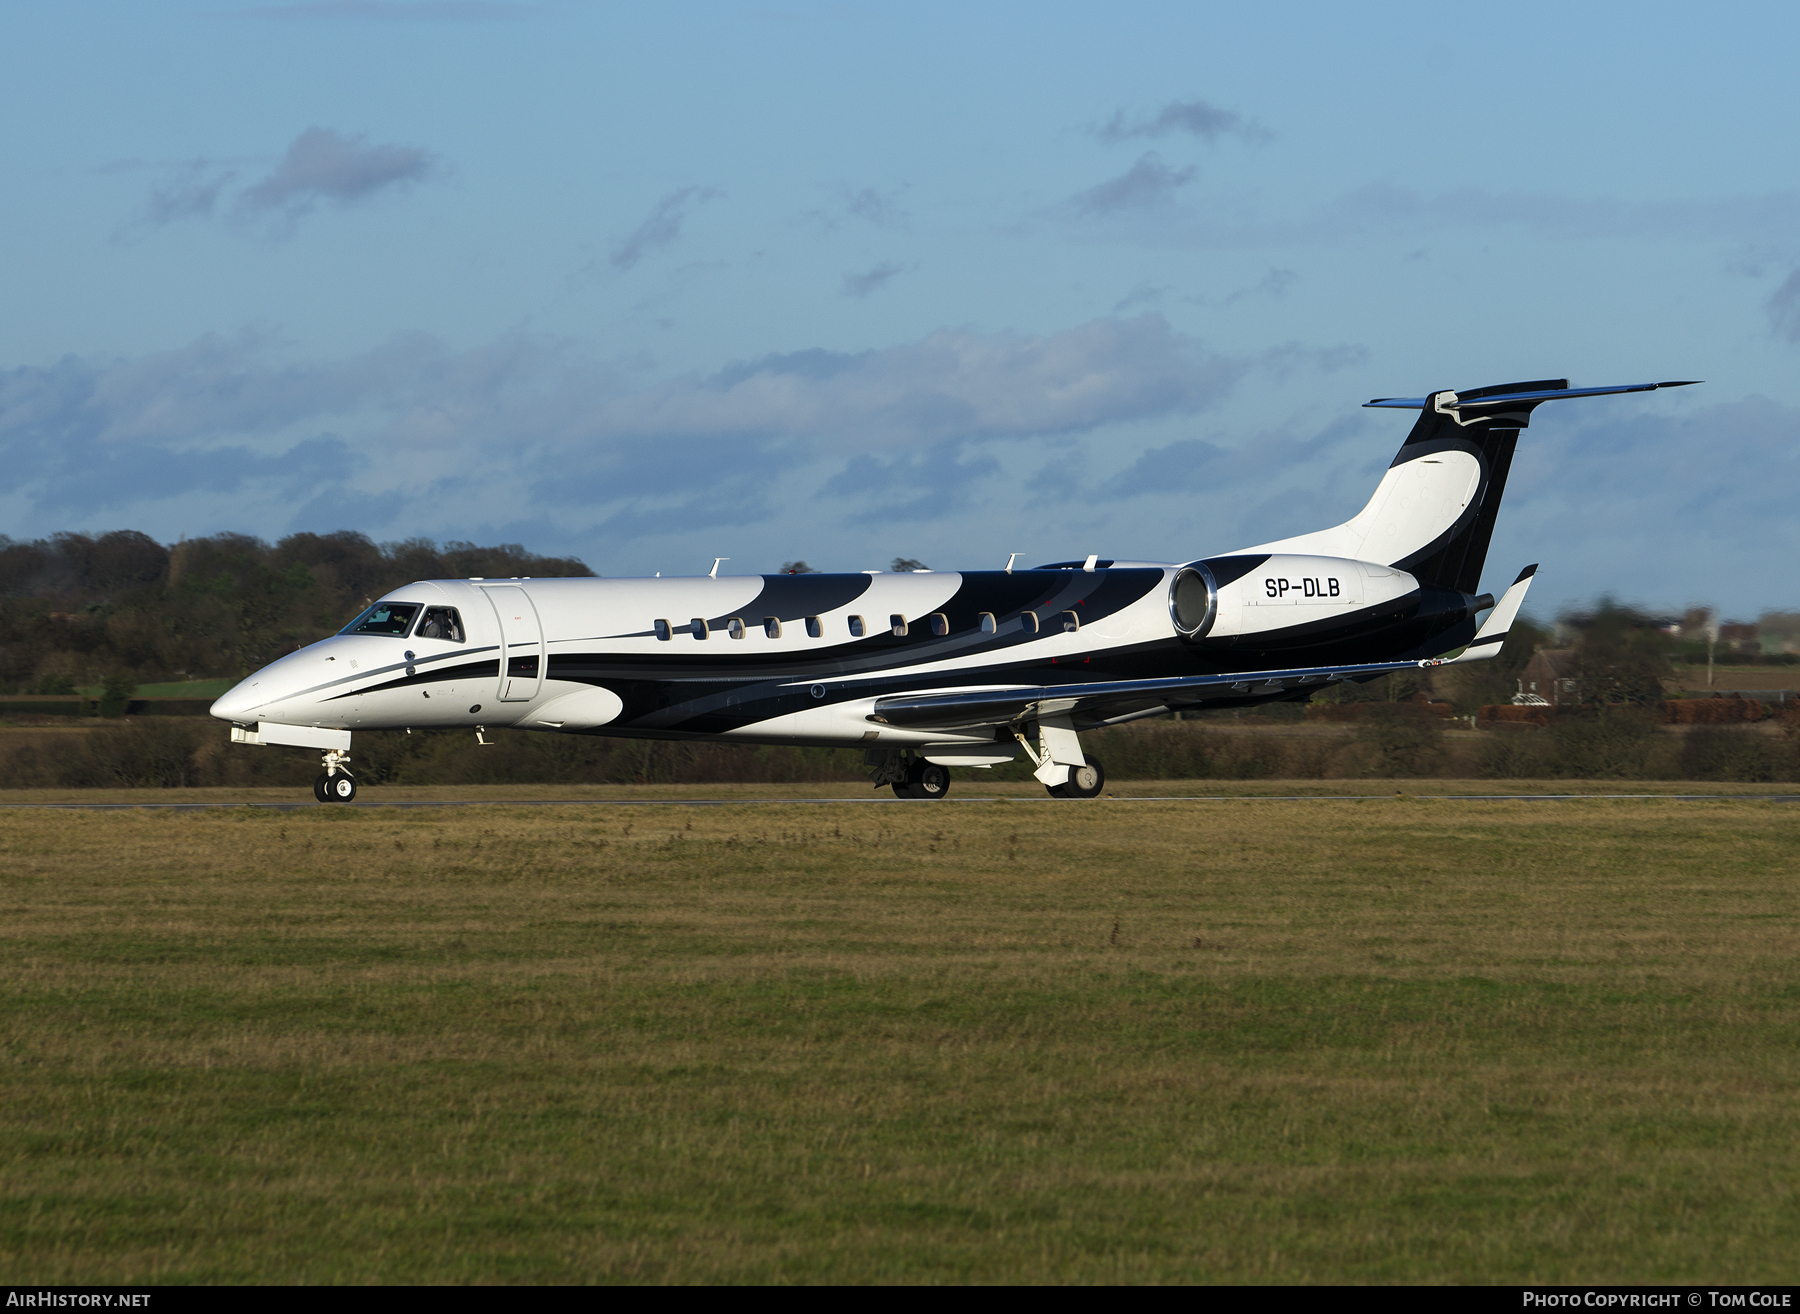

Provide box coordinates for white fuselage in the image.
[211,558,1439,751]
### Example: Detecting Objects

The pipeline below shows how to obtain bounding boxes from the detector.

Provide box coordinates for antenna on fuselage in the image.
[709,558,729,578]
[1005,552,1021,574]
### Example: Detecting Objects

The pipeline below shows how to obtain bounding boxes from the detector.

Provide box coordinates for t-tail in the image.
[1239,378,1698,596]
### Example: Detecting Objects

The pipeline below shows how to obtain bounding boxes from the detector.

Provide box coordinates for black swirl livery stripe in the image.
[552,569,1166,683]
[604,572,877,638]
[329,657,504,700]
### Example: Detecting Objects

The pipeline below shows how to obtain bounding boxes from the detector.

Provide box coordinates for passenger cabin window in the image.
[979,612,997,634]
[1062,611,1080,633]
[1022,612,1040,634]
[929,613,948,637]
[653,619,672,641]
[805,616,822,638]
[341,601,419,637]
[691,618,709,640]
[507,654,539,677]
[415,607,464,643]
[848,615,865,638]
[726,617,746,640]
[890,614,908,637]
[763,617,781,639]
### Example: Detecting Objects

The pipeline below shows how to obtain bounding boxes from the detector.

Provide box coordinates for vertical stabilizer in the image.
[1233,378,1695,596]
[1383,378,1566,595]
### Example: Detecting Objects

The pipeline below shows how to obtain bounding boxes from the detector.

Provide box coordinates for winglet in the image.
[1442,565,1537,664]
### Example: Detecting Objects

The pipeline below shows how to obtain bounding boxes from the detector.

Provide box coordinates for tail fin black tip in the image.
[1514,563,1538,585]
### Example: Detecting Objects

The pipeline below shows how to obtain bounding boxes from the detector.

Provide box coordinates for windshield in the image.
[339,601,421,637]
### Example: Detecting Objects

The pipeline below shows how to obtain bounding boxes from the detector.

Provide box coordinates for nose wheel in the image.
[314,771,358,803]
[314,747,357,803]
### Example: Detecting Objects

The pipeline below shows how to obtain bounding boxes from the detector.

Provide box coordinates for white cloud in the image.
[1097,99,1271,145]
[1070,154,1197,215]
[0,315,1252,542]
[239,127,436,216]
[610,187,722,270]
[1766,269,1800,341]
[133,128,438,231]
[841,261,907,298]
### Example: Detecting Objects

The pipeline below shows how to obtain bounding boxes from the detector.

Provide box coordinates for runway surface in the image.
[6,793,1799,811]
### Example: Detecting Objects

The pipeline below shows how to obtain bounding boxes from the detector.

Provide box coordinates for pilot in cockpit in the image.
[417,607,464,643]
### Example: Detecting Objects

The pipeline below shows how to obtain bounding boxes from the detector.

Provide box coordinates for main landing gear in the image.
[1046,757,1105,799]
[894,759,951,800]
[313,747,357,803]
[867,750,952,800]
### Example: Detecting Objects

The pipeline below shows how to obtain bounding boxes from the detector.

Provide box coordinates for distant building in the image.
[1516,648,1579,706]
[1759,611,1800,655]
[1718,622,1759,654]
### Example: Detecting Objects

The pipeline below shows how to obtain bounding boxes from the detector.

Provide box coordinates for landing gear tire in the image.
[316,771,357,803]
[914,762,950,799]
[1046,757,1105,799]
[891,760,951,800]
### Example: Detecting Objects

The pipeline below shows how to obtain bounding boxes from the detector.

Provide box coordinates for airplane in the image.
[210,377,1697,803]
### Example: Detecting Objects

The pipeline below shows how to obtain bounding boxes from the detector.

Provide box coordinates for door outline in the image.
[481,585,545,702]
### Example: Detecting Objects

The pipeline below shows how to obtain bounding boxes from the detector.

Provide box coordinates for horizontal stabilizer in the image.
[1441,564,1537,665]
[1366,381,1699,410]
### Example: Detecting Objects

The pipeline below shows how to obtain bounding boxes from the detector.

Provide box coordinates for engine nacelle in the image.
[1170,554,1420,643]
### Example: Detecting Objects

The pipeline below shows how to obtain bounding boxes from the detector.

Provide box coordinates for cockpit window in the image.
[415,607,464,643]
[340,602,421,637]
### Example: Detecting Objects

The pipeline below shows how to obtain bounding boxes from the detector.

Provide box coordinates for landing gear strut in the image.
[314,747,357,803]
[1012,719,1104,799]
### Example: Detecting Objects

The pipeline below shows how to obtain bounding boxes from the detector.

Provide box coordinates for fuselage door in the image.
[482,585,545,702]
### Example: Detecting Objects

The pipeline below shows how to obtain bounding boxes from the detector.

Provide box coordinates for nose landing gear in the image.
[314,747,357,803]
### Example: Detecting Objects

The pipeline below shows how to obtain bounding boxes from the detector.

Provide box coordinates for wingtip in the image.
[1657,380,1703,388]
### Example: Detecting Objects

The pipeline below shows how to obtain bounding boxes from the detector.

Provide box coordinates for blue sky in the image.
[3,1,1798,617]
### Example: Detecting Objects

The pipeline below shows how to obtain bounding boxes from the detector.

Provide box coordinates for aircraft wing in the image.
[869,564,1539,732]
[869,657,1448,731]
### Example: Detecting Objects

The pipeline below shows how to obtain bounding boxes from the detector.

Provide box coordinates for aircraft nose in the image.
[210,679,265,724]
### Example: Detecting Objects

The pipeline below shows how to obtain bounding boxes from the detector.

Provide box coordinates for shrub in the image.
[1353,703,1442,777]
[98,673,136,717]
[1548,710,1662,779]
[1676,728,1790,782]
[1477,728,1553,779]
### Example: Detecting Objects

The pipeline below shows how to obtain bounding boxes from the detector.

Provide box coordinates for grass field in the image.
[2,791,1797,1283]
